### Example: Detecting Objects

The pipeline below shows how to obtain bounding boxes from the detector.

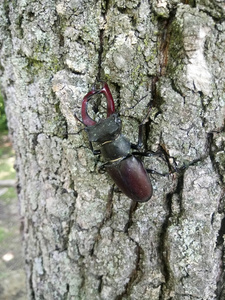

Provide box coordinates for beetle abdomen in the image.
[106,156,153,202]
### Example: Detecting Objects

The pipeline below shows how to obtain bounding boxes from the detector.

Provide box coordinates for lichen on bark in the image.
[0,0,225,299]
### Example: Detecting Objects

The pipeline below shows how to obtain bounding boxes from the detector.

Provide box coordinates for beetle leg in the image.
[130,124,145,150]
[89,141,101,155]
[98,164,106,174]
[132,103,153,149]
[146,166,185,178]
[133,149,182,175]
[132,150,167,162]
[131,143,139,150]
[146,168,170,177]
[93,150,101,155]
[98,161,116,174]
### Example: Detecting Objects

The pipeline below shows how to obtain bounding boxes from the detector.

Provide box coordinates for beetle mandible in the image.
[78,82,153,202]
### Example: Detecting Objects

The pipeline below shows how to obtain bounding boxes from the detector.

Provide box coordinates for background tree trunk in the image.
[1,1,225,299]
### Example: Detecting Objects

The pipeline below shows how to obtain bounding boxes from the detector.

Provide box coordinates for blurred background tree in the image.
[0,92,8,132]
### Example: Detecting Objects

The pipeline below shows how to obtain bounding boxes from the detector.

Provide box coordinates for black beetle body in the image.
[79,83,153,202]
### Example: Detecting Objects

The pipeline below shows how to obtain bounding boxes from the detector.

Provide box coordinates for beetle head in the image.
[85,113,122,143]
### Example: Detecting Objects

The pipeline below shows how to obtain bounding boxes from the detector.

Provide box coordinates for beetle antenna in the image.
[139,101,153,125]
[67,127,85,135]
[120,94,150,115]
[127,94,148,110]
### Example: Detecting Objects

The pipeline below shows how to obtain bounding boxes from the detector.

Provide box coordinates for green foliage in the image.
[0,227,7,243]
[0,92,8,132]
[0,187,17,203]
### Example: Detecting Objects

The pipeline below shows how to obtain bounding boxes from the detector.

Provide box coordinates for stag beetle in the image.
[77,83,153,202]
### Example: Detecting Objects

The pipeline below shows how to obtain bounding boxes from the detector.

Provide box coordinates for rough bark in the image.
[0,1,225,299]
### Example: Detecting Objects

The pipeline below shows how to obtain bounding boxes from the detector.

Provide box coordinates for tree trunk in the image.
[1,1,225,299]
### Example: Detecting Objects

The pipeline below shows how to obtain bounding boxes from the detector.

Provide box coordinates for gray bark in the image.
[0,0,225,299]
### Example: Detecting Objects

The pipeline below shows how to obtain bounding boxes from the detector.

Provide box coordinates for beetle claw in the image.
[98,164,106,174]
